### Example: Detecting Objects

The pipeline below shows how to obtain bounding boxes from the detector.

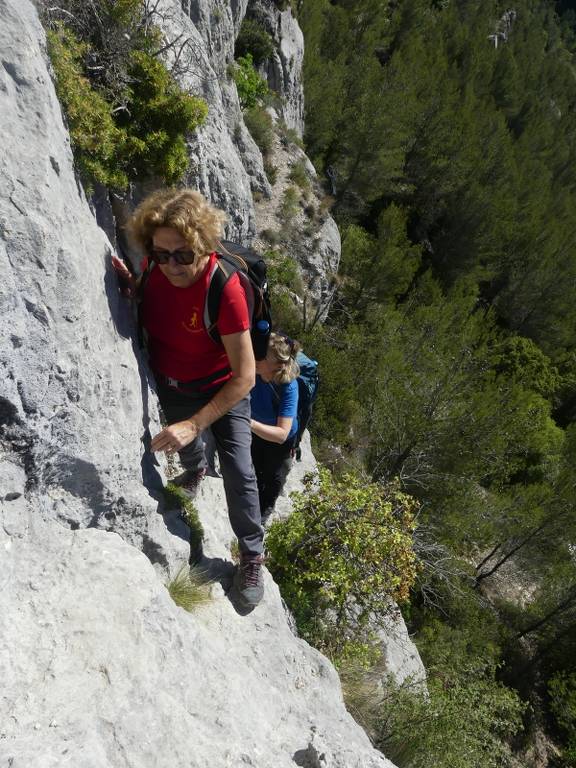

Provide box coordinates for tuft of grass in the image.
[167,564,213,612]
[229,539,240,563]
[163,483,204,559]
[339,656,388,738]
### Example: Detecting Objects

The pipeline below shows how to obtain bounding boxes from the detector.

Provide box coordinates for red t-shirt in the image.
[141,253,250,384]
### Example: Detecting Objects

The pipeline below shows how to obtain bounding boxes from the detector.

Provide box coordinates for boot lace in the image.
[240,555,263,587]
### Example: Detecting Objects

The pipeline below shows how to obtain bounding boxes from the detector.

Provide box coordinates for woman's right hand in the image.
[111,254,137,299]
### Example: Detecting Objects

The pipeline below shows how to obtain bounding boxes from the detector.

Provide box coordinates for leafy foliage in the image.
[47,25,129,189]
[44,2,207,190]
[235,18,275,66]
[373,667,523,768]
[232,53,269,109]
[266,469,418,663]
[288,160,311,192]
[549,672,576,765]
[297,0,576,759]
[243,104,274,155]
[342,598,524,767]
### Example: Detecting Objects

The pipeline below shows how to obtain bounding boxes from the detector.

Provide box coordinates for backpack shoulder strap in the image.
[204,259,235,344]
[136,259,155,302]
[204,251,256,344]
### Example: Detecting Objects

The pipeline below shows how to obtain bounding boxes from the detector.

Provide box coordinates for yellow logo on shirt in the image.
[182,309,201,334]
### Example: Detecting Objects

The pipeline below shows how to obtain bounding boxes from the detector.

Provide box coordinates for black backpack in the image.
[206,240,272,359]
[137,240,272,359]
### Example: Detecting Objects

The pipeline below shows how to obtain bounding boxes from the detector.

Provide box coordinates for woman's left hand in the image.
[111,254,137,299]
[151,420,199,454]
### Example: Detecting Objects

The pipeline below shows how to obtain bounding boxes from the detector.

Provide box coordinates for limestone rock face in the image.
[1,505,395,768]
[161,0,269,242]
[246,0,305,136]
[0,0,186,573]
[252,116,341,313]
[0,2,406,767]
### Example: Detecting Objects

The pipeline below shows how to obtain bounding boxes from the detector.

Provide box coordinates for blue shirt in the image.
[250,376,299,440]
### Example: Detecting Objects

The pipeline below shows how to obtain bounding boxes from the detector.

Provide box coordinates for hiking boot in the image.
[232,553,264,609]
[173,468,206,497]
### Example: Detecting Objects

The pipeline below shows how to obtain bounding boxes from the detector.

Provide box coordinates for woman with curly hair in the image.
[250,332,300,526]
[113,188,264,610]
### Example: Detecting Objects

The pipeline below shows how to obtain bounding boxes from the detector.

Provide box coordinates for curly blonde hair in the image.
[127,188,226,257]
[268,332,301,385]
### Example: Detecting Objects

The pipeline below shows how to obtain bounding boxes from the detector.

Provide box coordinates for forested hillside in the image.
[290,1,576,765]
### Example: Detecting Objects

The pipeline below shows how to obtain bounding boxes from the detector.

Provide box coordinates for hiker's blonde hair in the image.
[268,332,301,385]
[127,188,226,258]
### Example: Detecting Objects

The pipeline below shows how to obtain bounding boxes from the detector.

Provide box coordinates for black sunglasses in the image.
[149,248,196,265]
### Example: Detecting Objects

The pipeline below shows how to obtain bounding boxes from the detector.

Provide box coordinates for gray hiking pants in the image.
[156,380,263,556]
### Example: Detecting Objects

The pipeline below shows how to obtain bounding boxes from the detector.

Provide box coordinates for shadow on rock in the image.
[194,554,257,616]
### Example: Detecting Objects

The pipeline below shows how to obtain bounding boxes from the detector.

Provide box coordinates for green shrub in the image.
[261,228,282,245]
[266,469,418,663]
[232,53,269,109]
[549,672,576,765]
[289,159,311,192]
[235,19,275,66]
[46,19,207,190]
[279,186,301,223]
[273,0,297,15]
[277,120,304,149]
[244,104,274,155]
[341,660,524,768]
[47,26,129,189]
[116,50,208,183]
[167,564,212,611]
[270,289,303,337]
[266,249,303,292]
[264,160,278,185]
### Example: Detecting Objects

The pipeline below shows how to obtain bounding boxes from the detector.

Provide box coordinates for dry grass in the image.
[167,564,213,612]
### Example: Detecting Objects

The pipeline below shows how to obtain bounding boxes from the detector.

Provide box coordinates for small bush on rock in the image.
[278,120,304,149]
[235,19,275,66]
[232,53,269,109]
[279,186,301,223]
[244,105,274,156]
[44,6,207,191]
[289,159,311,193]
[265,469,418,663]
[341,658,524,768]
[264,160,278,185]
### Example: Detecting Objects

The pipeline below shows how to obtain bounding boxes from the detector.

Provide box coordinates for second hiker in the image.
[250,332,300,526]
